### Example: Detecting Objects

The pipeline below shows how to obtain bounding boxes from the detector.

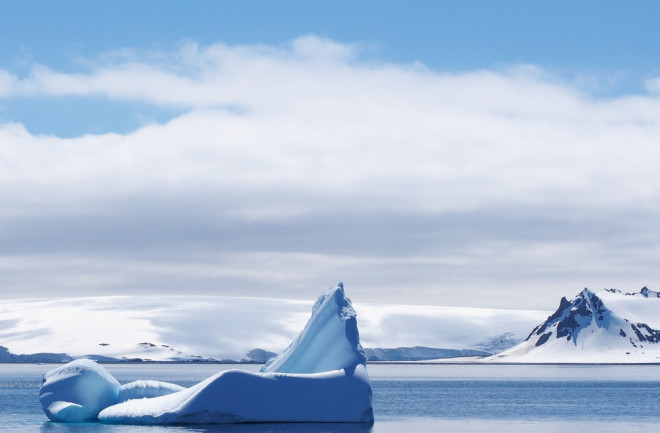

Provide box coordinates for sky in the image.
[1,1,660,309]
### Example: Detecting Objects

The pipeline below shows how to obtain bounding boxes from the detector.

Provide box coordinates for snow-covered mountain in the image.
[491,287,660,363]
[0,295,546,363]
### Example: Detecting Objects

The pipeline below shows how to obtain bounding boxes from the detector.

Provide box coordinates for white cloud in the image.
[1,35,660,307]
[0,243,658,309]
[1,75,660,216]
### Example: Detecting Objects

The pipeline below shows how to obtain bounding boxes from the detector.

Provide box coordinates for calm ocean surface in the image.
[2,363,659,433]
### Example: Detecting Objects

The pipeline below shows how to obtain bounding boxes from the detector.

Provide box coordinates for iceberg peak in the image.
[262,283,367,374]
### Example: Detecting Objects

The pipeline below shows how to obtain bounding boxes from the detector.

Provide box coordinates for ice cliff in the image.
[39,283,374,424]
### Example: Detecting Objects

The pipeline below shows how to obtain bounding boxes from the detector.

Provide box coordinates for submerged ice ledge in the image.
[39,283,374,424]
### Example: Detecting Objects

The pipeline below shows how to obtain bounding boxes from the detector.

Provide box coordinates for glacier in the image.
[40,283,374,424]
[0,293,545,363]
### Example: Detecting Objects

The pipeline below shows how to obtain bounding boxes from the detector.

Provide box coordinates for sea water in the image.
[1,363,659,433]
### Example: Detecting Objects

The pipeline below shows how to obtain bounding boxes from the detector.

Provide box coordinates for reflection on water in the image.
[39,422,373,433]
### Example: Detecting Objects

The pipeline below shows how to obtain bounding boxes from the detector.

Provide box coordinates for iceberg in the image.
[40,283,374,424]
[39,358,120,422]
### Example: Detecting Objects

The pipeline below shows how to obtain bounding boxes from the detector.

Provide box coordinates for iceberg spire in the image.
[261,282,367,374]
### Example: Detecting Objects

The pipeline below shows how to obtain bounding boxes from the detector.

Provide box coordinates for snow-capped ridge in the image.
[605,286,660,298]
[493,287,660,363]
[524,288,607,346]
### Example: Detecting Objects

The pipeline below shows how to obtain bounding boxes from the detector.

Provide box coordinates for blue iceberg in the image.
[39,283,374,424]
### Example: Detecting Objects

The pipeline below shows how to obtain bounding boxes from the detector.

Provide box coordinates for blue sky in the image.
[4,1,660,136]
[1,2,660,308]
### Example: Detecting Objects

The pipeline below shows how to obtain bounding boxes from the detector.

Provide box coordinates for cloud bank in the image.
[1,35,659,308]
